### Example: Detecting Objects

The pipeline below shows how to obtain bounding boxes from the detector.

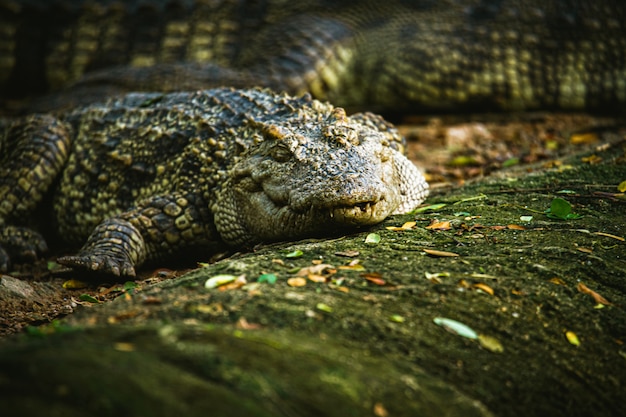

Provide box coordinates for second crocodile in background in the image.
[0,88,428,277]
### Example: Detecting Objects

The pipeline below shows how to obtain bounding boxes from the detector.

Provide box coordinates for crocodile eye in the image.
[271,145,292,162]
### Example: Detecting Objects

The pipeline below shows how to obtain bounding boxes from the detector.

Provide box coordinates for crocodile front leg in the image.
[57,192,217,277]
[0,115,71,271]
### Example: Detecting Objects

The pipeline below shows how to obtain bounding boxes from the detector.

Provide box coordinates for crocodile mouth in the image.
[328,200,390,225]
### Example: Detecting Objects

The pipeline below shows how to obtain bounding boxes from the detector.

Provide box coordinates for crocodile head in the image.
[212,106,428,247]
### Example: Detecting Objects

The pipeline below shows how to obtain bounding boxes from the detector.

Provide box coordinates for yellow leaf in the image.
[472,283,494,295]
[570,132,599,144]
[594,232,625,242]
[423,249,460,257]
[507,224,526,230]
[618,180,626,193]
[565,331,580,346]
[426,220,452,230]
[62,279,87,289]
[287,277,307,287]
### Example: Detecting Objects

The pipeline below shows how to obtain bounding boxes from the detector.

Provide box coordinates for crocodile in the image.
[0,87,428,276]
[1,0,626,113]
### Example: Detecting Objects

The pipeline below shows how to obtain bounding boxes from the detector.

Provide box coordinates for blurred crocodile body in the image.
[1,0,625,112]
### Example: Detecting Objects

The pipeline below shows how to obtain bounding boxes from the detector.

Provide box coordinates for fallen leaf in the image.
[412,203,447,213]
[307,274,327,283]
[335,250,360,257]
[365,233,381,244]
[472,283,494,295]
[389,314,405,323]
[339,263,366,271]
[577,283,612,305]
[576,247,593,254]
[478,334,504,353]
[257,273,278,284]
[507,224,526,230]
[565,331,581,346]
[113,342,135,352]
[79,294,99,303]
[236,317,262,330]
[205,274,238,289]
[469,273,498,280]
[433,317,478,339]
[549,277,567,286]
[426,220,452,230]
[218,276,247,291]
[295,264,336,277]
[423,249,460,257]
[316,303,333,313]
[62,279,87,289]
[285,249,303,258]
[594,232,625,242]
[570,132,599,144]
[373,402,389,417]
[386,221,417,231]
[363,272,386,286]
[141,296,162,305]
[619,180,626,193]
[287,277,307,287]
[581,154,602,164]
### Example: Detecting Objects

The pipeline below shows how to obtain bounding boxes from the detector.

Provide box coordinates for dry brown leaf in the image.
[236,317,263,330]
[570,132,599,145]
[307,274,327,283]
[549,277,567,286]
[577,283,612,305]
[335,250,360,257]
[576,247,593,254]
[426,220,452,230]
[295,264,336,277]
[507,224,526,230]
[582,154,602,164]
[363,272,386,286]
[473,282,494,295]
[423,249,460,257]
[594,232,625,242]
[287,277,307,287]
[386,221,417,231]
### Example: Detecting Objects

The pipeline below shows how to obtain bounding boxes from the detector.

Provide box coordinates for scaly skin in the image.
[1,0,625,112]
[0,88,428,276]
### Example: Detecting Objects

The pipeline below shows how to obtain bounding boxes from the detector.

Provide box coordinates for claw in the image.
[57,253,136,277]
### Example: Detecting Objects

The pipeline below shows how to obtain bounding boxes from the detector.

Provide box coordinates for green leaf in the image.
[412,203,447,214]
[545,198,581,220]
[364,233,380,244]
[79,294,99,303]
[389,314,405,323]
[285,250,303,258]
[204,274,237,289]
[502,157,519,168]
[316,303,333,313]
[257,273,277,284]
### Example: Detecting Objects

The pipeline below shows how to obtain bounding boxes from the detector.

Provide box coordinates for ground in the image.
[0,112,625,416]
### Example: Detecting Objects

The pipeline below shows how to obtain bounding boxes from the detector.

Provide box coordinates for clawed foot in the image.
[57,251,136,277]
[0,226,49,272]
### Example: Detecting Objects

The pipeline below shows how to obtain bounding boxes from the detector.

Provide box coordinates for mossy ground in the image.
[1,114,625,416]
